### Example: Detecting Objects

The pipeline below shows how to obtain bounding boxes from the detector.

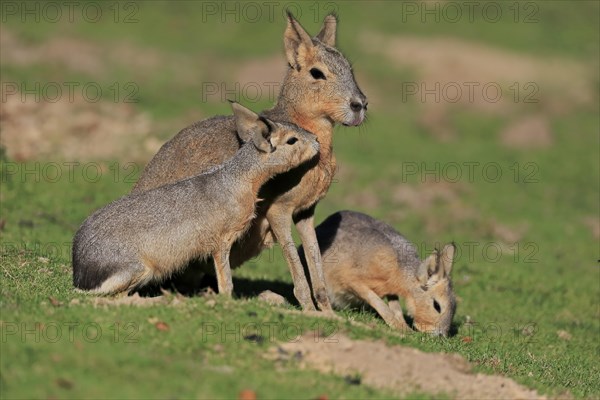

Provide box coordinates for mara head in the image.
[281,12,367,127]
[231,101,319,173]
[406,244,457,337]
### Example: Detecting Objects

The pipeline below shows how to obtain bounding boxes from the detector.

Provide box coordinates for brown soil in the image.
[235,55,287,97]
[362,33,593,110]
[344,190,382,210]
[0,94,156,162]
[87,292,188,307]
[390,179,528,245]
[0,27,177,162]
[392,180,480,236]
[500,115,553,149]
[272,331,544,399]
[0,27,299,162]
[0,27,210,162]
[582,216,600,239]
[392,180,464,212]
[0,26,197,83]
[360,33,594,142]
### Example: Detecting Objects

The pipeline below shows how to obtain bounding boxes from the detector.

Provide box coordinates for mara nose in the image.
[350,101,364,112]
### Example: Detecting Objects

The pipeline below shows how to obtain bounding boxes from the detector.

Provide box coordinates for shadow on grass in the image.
[137,270,461,337]
[402,314,461,338]
[137,271,298,306]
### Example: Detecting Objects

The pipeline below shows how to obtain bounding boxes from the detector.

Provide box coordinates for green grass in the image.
[1,1,599,399]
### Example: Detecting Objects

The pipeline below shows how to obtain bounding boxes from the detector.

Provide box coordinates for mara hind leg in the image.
[295,208,333,312]
[88,262,154,295]
[266,206,316,311]
[212,247,234,296]
[229,216,272,269]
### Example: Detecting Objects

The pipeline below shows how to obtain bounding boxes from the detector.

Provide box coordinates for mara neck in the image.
[220,144,276,195]
[264,105,335,160]
[387,267,415,299]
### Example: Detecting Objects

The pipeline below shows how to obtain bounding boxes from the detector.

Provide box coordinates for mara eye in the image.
[433,300,441,313]
[309,68,326,80]
[287,137,298,145]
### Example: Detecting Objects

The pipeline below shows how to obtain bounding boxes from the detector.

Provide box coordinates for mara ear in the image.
[439,243,455,278]
[316,13,337,47]
[252,127,274,153]
[284,11,314,70]
[230,101,271,150]
[417,250,439,286]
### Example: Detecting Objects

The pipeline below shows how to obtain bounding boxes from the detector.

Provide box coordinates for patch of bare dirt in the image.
[0,27,295,163]
[500,115,553,149]
[89,292,185,307]
[0,27,208,162]
[271,332,543,399]
[392,180,464,211]
[390,179,529,245]
[235,55,288,91]
[258,290,289,306]
[556,330,572,341]
[360,33,595,141]
[582,216,600,239]
[362,33,593,109]
[489,220,528,244]
[391,180,480,235]
[0,27,197,83]
[417,102,456,142]
[1,27,104,76]
[345,190,381,210]
[0,94,157,162]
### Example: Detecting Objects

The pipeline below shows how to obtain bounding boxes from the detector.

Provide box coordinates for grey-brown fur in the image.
[300,211,457,336]
[132,13,365,194]
[73,103,319,295]
[131,13,367,311]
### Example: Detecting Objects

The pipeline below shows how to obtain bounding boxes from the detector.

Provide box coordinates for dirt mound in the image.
[0,94,158,162]
[582,216,600,239]
[389,178,530,245]
[360,33,594,142]
[0,26,196,83]
[272,332,543,399]
[235,55,288,95]
[362,33,593,110]
[0,28,163,163]
[500,115,553,149]
[392,180,465,212]
[392,180,480,235]
[0,27,205,162]
[86,292,188,307]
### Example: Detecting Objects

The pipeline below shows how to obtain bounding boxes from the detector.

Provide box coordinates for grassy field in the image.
[1,1,599,399]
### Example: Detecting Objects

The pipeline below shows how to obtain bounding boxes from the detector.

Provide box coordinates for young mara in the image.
[300,211,456,336]
[73,103,319,295]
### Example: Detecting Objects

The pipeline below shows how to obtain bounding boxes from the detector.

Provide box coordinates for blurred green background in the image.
[1,1,598,399]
